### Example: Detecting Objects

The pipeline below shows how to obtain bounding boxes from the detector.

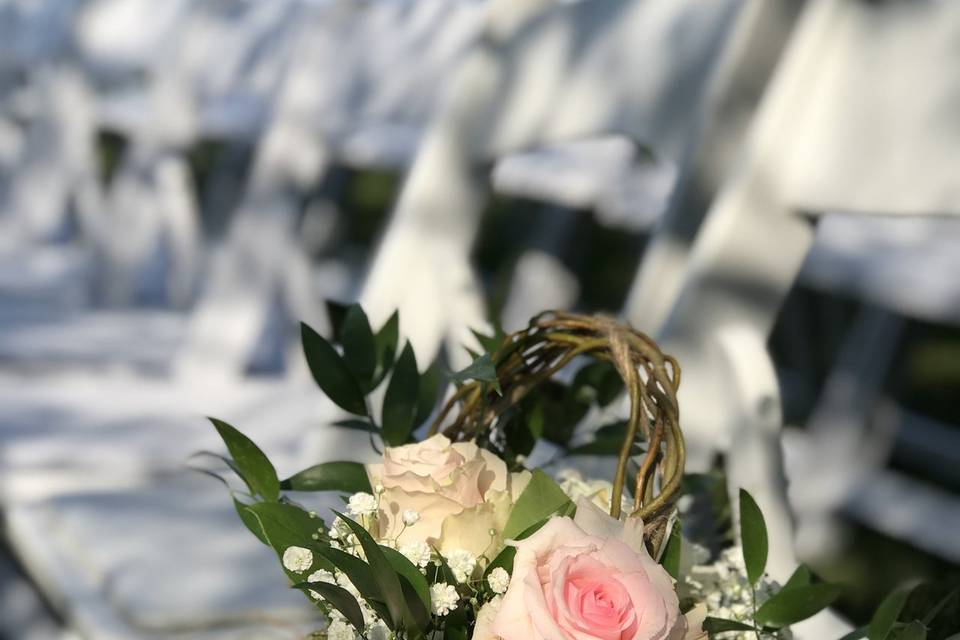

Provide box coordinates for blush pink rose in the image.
[492,499,684,640]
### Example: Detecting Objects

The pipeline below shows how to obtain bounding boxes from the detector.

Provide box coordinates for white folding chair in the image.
[177,0,486,381]
[644,1,960,635]
[360,0,743,367]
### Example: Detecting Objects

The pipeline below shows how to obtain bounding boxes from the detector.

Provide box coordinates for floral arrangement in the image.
[197,307,941,640]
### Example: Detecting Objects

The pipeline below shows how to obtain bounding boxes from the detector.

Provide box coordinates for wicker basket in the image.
[429,311,685,553]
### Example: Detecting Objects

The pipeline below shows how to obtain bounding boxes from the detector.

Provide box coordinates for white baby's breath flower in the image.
[684,546,791,640]
[402,509,420,526]
[487,567,510,594]
[308,569,335,584]
[399,541,432,568]
[347,492,379,517]
[306,569,335,599]
[445,549,477,583]
[326,619,358,640]
[329,516,347,539]
[367,621,390,640]
[281,546,313,573]
[430,582,459,616]
[556,468,630,514]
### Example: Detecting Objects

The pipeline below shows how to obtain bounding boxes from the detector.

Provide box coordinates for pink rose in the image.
[493,499,684,640]
[367,434,529,558]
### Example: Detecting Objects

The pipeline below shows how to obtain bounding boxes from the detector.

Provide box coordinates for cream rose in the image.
[366,434,530,559]
[492,499,685,640]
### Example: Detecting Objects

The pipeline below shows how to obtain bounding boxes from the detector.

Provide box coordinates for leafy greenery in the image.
[660,520,682,580]
[293,581,365,633]
[869,582,921,640]
[755,582,843,628]
[339,305,378,392]
[382,342,420,446]
[373,310,400,387]
[739,488,768,586]
[702,617,756,633]
[567,420,645,457]
[301,321,367,415]
[280,461,372,493]
[209,418,279,501]
[333,512,427,637]
[450,352,501,395]
[502,469,571,539]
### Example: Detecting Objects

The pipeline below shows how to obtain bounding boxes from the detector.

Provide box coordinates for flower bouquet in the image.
[198,308,867,639]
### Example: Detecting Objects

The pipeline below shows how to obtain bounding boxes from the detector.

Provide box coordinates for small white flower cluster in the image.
[282,546,314,573]
[446,549,478,583]
[430,582,460,616]
[400,540,432,568]
[346,491,379,517]
[281,541,391,639]
[487,567,510,595]
[556,468,632,514]
[684,547,792,640]
[281,494,507,638]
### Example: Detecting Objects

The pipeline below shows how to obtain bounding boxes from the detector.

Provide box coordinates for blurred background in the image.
[1,0,959,637]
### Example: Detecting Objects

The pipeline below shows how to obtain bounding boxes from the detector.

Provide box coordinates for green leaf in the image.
[525,400,545,439]
[471,326,506,354]
[325,300,350,339]
[398,573,430,634]
[702,617,757,633]
[838,626,869,640]
[381,546,431,613]
[782,565,812,591]
[316,546,390,622]
[209,418,279,501]
[442,604,469,639]
[332,418,380,434]
[243,502,326,550]
[300,322,367,415]
[572,361,624,407]
[534,380,590,447]
[340,305,377,391]
[482,509,561,582]
[567,420,644,457]
[450,352,501,395]
[483,546,517,580]
[920,586,958,625]
[739,488,768,586]
[190,450,249,488]
[755,583,843,628]
[504,406,537,458]
[382,342,420,446]
[444,614,469,640]
[414,360,444,427]
[233,497,268,544]
[869,582,922,640]
[660,520,682,580]
[503,469,571,539]
[292,581,365,633]
[897,621,927,640]
[240,502,333,587]
[280,461,372,493]
[333,512,417,633]
[373,310,400,387]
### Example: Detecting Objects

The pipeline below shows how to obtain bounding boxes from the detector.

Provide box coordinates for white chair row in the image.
[0,0,751,636]
[5,0,960,637]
